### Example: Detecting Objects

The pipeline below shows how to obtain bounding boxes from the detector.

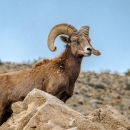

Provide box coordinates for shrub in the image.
[125,69,130,76]
[0,60,3,65]
[126,84,130,90]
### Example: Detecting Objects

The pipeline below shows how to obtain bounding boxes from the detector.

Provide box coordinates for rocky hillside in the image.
[0,61,130,120]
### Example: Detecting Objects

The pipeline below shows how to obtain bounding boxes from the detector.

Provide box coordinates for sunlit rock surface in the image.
[0,89,130,130]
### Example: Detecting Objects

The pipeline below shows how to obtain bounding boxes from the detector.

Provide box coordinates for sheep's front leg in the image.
[59,91,72,102]
[0,103,6,125]
[45,77,73,102]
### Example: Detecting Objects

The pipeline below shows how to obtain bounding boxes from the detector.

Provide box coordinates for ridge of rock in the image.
[0,88,130,130]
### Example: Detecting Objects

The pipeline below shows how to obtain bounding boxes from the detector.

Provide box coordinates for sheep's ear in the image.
[60,36,70,44]
[89,42,101,56]
[92,49,101,56]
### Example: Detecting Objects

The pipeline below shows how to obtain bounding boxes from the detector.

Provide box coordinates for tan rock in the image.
[0,88,130,130]
[87,105,130,130]
[0,89,99,130]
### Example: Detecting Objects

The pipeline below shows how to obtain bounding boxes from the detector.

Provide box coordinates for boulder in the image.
[0,88,130,130]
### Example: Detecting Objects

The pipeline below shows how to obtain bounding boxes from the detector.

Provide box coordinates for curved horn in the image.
[79,26,89,36]
[47,24,78,51]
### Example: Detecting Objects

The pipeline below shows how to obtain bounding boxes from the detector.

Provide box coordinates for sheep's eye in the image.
[73,40,79,44]
[73,39,77,42]
[77,41,79,44]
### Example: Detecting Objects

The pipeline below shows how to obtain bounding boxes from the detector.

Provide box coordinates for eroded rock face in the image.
[0,89,130,130]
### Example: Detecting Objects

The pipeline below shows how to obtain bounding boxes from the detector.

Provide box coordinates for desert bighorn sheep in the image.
[0,23,100,125]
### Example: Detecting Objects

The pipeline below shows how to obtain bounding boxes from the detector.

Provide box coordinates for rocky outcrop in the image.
[0,89,130,130]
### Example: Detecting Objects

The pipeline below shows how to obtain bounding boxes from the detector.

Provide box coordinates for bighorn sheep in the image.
[0,23,100,125]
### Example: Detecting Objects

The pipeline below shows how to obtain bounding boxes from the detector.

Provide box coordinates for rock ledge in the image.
[0,88,130,130]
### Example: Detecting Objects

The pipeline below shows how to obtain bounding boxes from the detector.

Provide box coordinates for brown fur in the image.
[0,33,100,125]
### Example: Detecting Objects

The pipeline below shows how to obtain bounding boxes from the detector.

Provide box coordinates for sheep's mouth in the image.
[84,52,91,57]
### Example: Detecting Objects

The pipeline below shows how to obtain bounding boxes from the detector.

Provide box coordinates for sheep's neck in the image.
[59,46,83,83]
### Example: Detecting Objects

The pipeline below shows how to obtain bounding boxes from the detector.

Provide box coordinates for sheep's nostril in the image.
[87,48,92,52]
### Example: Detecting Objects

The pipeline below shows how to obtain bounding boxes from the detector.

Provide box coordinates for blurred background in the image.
[0,0,130,74]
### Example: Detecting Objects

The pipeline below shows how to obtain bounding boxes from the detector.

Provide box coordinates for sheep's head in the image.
[47,24,101,58]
